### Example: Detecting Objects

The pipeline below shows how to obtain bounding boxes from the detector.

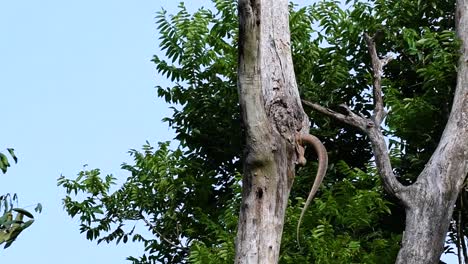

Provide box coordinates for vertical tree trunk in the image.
[395,0,468,262]
[235,0,309,263]
[395,177,460,263]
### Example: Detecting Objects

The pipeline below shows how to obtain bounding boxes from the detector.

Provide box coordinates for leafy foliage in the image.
[0,203,38,249]
[188,160,401,264]
[294,0,459,256]
[59,141,240,263]
[0,149,41,249]
[293,0,458,182]
[154,0,241,175]
[281,161,401,263]
[58,0,463,262]
[0,148,17,174]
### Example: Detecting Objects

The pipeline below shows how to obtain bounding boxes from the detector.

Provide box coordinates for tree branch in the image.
[366,126,404,197]
[302,99,403,197]
[301,32,406,198]
[301,100,368,131]
[364,33,392,125]
[139,214,189,252]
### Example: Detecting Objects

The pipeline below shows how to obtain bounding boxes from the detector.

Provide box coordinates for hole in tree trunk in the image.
[256,187,263,199]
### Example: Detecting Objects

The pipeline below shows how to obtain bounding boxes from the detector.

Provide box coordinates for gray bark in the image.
[395,1,468,262]
[235,0,309,263]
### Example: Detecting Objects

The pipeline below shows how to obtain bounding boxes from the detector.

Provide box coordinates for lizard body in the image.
[296,133,328,246]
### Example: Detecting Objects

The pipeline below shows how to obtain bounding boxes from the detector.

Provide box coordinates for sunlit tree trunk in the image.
[235,0,309,263]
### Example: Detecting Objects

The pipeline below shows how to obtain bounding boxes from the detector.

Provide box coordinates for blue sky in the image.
[0,0,198,262]
[0,0,458,263]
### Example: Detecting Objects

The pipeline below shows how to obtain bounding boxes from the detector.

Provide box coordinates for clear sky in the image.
[0,0,458,263]
[0,0,195,263]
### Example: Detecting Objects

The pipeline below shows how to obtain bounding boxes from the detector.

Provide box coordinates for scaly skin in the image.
[296,133,328,246]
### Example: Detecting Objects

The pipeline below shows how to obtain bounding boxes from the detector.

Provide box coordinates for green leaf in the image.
[12,208,34,219]
[0,162,6,174]
[6,148,17,163]
[0,153,10,173]
[34,203,43,213]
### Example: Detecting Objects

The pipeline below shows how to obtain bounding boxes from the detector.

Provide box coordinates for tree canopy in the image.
[58,0,465,263]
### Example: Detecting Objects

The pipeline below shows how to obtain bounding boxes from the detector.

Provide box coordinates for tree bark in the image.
[395,1,468,262]
[395,176,460,263]
[235,0,309,263]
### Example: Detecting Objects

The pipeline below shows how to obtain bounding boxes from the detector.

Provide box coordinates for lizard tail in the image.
[296,134,328,248]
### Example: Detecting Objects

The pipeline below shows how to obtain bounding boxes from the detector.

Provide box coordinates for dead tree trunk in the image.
[395,1,468,262]
[235,0,310,263]
[302,1,468,263]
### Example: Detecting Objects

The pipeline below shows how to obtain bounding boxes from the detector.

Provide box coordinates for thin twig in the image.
[140,214,188,251]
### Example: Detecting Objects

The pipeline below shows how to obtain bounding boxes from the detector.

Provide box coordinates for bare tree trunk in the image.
[395,1,468,262]
[234,0,310,263]
[395,178,460,263]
